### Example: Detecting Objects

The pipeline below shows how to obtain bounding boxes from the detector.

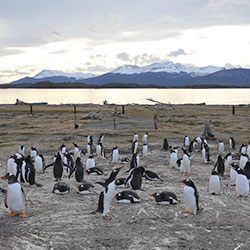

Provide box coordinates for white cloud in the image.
[168,49,188,57]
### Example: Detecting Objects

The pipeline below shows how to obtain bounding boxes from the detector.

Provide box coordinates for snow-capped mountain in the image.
[34,69,96,80]
[112,61,224,76]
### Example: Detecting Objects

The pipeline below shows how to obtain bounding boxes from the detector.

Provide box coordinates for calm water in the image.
[0,88,249,105]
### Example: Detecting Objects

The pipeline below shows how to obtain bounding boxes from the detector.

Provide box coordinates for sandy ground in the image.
[0,104,250,250]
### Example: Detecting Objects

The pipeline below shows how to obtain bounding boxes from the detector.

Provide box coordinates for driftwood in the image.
[202,120,216,140]
[15,99,48,105]
[147,98,170,105]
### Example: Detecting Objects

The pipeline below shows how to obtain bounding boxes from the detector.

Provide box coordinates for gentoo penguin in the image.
[115,177,127,187]
[86,154,95,170]
[163,138,169,151]
[143,170,163,181]
[94,166,124,219]
[239,153,248,169]
[120,157,130,165]
[3,173,27,217]
[77,183,96,195]
[142,132,148,145]
[181,148,191,175]
[247,142,250,157]
[235,168,249,197]
[142,144,148,157]
[188,140,196,153]
[218,140,225,155]
[98,134,104,144]
[230,163,238,186]
[96,142,105,160]
[52,182,70,194]
[177,158,184,174]
[115,190,141,203]
[87,135,93,145]
[111,146,119,164]
[87,167,103,176]
[132,140,138,154]
[73,142,82,160]
[69,157,84,182]
[201,141,210,164]
[87,142,93,156]
[6,154,19,176]
[239,143,247,155]
[184,135,189,147]
[209,170,221,195]
[18,145,26,156]
[243,161,250,179]
[169,148,178,169]
[45,152,70,181]
[59,143,67,154]
[150,191,178,205]
[125,166,145,190]
[34,154,45,174]
[178,179,199,215]
[30,146,38,159]
[133,133,138,142]
[129,154,137,172]
[62,152,74,174]
[214,155,225,177]
[229,137,235,150]
[224,152,233,172]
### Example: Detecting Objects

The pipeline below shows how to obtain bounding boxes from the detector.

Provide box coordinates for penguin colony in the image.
[1,133,250,220]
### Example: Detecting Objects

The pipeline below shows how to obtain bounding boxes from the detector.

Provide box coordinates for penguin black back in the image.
[214,155,225,177]
[243,161,250,179]
[163,138,169,151]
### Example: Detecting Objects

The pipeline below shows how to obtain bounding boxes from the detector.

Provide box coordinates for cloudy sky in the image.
[0,0,250,83]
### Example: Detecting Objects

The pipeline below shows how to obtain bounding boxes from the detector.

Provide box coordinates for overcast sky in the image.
[0,0,250,83]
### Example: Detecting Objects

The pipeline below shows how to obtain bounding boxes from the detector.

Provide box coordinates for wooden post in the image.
[154,114,158,129]
[232,105,235,115]
[74,105,78,128]
[157,105,160,122]
[99,108,102,120]
[113,107,117,129]
[122,105,125,115]
[30,105,33,114]
[74,105,77,114]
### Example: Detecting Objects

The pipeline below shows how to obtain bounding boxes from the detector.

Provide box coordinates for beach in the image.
[0,103,250,250]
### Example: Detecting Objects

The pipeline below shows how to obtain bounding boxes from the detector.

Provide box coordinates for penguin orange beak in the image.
[76,185,79,188]
[178,180,185,183]
[1,175,7,179]
[119,165,124,170]
[149,194,153,196]
[113,195,116,198]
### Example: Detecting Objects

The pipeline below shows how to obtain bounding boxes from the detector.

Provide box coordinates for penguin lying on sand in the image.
[115,190,141,203]
[150,191,178,205]
[53,182,70,194]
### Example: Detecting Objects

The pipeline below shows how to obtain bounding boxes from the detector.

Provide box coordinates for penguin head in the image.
[88,154,94,159]
[75,157,81,164]
[236,168,245,175]
[231,163,239,170]
[107,166,124,182]
[145,132,148,135]
[178,179,196,188]
[3,173,18,184]
[217,155,223,161]
[115,192,122,200]
[73,142,78,147]
[211,170,219,175]
[150,192,160,198]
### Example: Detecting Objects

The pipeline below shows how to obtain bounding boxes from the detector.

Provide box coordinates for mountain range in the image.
[5,61,250,88]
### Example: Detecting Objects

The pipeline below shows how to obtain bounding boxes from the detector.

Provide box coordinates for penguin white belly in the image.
[103,182,115,216]
[96,145,101,157]
[112,150,119,163]
[170,153,177,168]
[143,135,147,145]
[86,159,95,170]
[136,155,140,167]
[184,138,189,147]
[180,160,184,174]
[184,186,197,215]
[143,145,148,157]
[218,144,224,154]
[183,156,190,173]
[7,159,17,175]
[240,157,248,169]
[74,148,81,159]
[7,183,25,213]
[236,174,249,196]
[247,146,250,157]
[230,169,237,185]
[202,148,207,163]
[209,175,221,194]
[34,156,43,173]
[225,157,233,171]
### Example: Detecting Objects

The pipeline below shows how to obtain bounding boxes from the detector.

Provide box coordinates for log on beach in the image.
[15,99,48,105]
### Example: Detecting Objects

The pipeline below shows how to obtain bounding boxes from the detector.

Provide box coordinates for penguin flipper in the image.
[35,183,43,187]
[95,181,105,187]
[44,163,54,171]
[4,192,8,208]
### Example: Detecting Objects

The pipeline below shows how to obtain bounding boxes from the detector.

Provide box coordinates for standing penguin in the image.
[214,155,225,177]
[181,148,191,175]
[132,140,138,154]
[230,163,239,186]
[239,153,248,169]
[30,146,38,159]
[142,132,148,145]
[94,166,124,219]
[125,166,145,190]
[218,140,225,155]
[142,144,148,157]
[178,179,199,215]
[98,134,104,144]
[73,142,82,160]
[209,170,221,195]
[34,154,45,174]
[86,154,95,170]
[235,168,249,197]
[169,148,178,169]
[96,142,105,160]
[243,161,250,180]
[3,173,27,217]
[239,144,247,155]
[6,154,19,176]
[201,141,210,164]
[18,145,26,157]
[229,137,236,150]
[184,135,189,148]
[111,146,119,164]
[188,140,197,153]
[133,133,138,142]
[224,152,233,172]
[69,157,84,182]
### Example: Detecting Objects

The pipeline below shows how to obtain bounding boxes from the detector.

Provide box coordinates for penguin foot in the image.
[183,210,194,214]
[183,172,187,175]
[19,212,27,218]
[24,184,31,187]
[231,184,236,186]
[9,211,16,216]
[211,192,216,195]
[237,194,244,198]
[103,214,112,220]
[187,172,191,176]
[171,166,176,169]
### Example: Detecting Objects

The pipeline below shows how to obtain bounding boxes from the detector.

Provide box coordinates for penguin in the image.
[115,177,127,187]
[111,146,119,164]
[178,179,199,215]
[169,148,178,169]
[52,182,70,194]
[230,163,239,186]
[214,155,225,177]
[120,157,130,165]
[3,173,27,217]
[94,166,124,219]
[143,170,163,181]
[184,135,189,147]
[218,140,225,155]
[69,157,84,182]
[18,145,26,156]
[181,148,191,175]
[133,133,138,142]
[34,154,45,174]
[98,134,104,144]
[125,166,145,190]
[163,138,169,151]
[235,168,249,197]
[247,142,250,157]
[132,140,138,154]
[142,144,148,157]
[59,144,67,154]
[177,158,184,174]
[62,152,74,174]
[87,135,93,145]
[44,152,70,181]
[239,153,248,169]
[77,183,96,195]
[96,142,105,160]
[201,141,210,164]
[115,190,141,203]
[73,142,82,160]
[6,154,19,176]
[239,143,247,155]
[229,137,235,150]
[86,154,95,170]
[188,140,196,153]
[142,132,148,145]
[30,146,38,159]
[87,142,93,156]
[195,136,202,145]
[87,167,103,176]
[150,191,178,205]
[224,152,233,172]
[243,161,250,180]
[209,170,221,195]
